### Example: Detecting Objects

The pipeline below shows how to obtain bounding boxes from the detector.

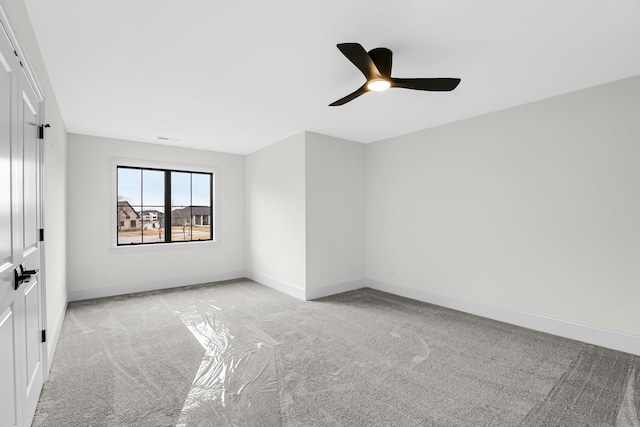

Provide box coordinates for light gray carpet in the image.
[33,279,640,426]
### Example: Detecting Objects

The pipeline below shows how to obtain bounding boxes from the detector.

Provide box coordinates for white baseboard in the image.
[305,277,366,301]
[245,271,305,300]
[67,270,246,301]
[366,278,640,357]
[65,270,640,357]
[46,297,68,375]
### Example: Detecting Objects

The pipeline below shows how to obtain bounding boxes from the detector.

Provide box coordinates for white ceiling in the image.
[23,0,640,155]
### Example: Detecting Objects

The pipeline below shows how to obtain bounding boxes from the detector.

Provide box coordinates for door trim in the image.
[0,0,44,101]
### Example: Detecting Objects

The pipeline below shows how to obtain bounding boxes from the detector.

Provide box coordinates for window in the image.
[116,165,214,245]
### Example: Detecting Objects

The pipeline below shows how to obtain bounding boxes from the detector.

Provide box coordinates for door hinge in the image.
[41,330,47,343]
[39,228,44,242]
[38,124,50,139]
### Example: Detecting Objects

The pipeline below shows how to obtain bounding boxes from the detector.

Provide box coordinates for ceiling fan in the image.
[330,43,461,106]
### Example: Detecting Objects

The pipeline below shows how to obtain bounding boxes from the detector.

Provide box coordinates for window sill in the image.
[110,239,220,253]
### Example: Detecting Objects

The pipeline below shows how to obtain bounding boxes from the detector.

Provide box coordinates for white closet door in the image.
[0,18,45,427]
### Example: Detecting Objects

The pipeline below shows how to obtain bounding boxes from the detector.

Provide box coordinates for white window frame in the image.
[110,158,220,251]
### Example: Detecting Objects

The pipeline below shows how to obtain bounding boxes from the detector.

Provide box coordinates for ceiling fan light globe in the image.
[367,79,390,92]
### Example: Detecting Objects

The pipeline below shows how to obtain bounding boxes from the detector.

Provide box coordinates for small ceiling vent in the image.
[156,136,180,142]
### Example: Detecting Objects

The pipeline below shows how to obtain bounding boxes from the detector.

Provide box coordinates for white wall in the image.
[245,132,307,294]
[5,0,68,364]
[245,131,366,298]
[305,132,365,289]
[66,134,245,299]
[366,75,640,337]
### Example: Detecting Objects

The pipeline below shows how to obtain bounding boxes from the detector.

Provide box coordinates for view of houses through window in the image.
[116,166,214,245]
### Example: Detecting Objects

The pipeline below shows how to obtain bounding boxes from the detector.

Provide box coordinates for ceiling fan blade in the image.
[390,77,461,91]
[336,43,382,80]
[329,84,369,106]
[368,48,392,78]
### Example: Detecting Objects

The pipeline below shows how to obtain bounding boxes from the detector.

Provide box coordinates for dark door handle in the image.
[14,264,39,290]
[14,267,26,290]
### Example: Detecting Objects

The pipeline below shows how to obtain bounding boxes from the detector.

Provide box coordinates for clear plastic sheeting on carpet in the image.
[174,300,281,426]
[616,368,639,427]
